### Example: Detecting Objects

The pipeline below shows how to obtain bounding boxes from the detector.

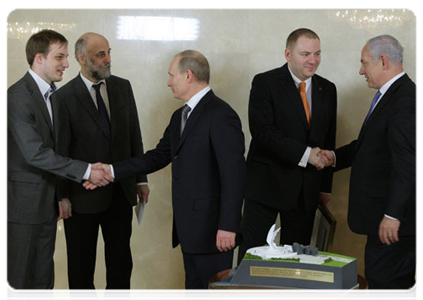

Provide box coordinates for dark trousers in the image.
[182,250,234,289]
[8,215,57,289]
[365,235,415,289]
[237,198,316,264]
[64,185,133,289]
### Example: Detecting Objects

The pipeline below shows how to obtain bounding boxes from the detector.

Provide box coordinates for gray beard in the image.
[90,68,111,80]
[87,62,111,80]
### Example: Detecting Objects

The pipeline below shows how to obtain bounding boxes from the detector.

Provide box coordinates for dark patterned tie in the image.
[43,82,56,123]
[363,91,382,125]
[180,104,191,136]
[92,82,111,137]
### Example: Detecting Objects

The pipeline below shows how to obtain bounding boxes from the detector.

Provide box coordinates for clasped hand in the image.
[308,148,335,170]
[83,162,114,190]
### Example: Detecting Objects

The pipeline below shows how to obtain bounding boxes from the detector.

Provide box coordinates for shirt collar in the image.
[28,69,51,97]
[287,66,312,92]
[379,72,405,96]
[186,86,211,111]
[80,72,106,92]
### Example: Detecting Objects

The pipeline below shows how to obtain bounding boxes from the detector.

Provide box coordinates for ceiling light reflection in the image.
[7,22,77,39]
[334,9,411,28]
[117,16,199,41]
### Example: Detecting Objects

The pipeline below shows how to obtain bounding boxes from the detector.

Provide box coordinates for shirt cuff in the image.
[384,214,398,221]
[331,150,337,168]
[110,164,115,179]
[82,164,91,180]
[298,147,311,168]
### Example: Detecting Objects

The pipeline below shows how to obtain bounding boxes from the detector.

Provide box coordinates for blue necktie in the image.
[93,82,111,137]
[363,91,381,125]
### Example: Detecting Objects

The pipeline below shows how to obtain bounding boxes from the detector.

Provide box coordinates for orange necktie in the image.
[299,82,311,126]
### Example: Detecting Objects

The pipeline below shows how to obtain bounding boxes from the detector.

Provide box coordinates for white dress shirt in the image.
[28,69,54,124]
[185,85,211,118]
[287,67,313,168]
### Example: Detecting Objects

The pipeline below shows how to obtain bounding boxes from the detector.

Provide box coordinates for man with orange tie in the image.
[238,28,337,263]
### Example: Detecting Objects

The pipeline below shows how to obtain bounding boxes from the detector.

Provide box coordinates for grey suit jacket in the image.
[8,72,88,224]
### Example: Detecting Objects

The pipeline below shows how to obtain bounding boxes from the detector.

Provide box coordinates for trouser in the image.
[182,250,234,289]
[238,198,316,264]
[8,215,57,289]
[365,235,415,289]
[64,185,133,289]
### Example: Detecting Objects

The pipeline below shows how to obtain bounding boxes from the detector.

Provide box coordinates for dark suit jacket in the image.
[54,74,147,214]
[8,72,88,224]
[335,74,415,237]
[245,63,337,212]
[113,90,246,254]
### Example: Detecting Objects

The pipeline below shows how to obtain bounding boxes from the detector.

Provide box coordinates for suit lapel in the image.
[25,73,54,134]
[279,65,310,131]
[310,77,324,130]
[174,90,213,153]
[106,77,120,140]
[74,75,111,139]
[356,74,409,150]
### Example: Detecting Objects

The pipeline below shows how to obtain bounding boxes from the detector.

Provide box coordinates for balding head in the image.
[75,32,111,82]
[75,32,108,62]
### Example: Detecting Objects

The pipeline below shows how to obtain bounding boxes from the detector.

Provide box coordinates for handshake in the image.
[84,163,114,190]
[308,148,335,170]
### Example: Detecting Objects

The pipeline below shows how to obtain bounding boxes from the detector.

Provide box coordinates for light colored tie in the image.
[180,104,191,136]
[299,82,311,126]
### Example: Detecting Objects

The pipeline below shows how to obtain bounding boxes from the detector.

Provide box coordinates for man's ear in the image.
[77,52,86,65]
[380,54,389,69]
[285,48,291,62]
[186,69,194,82]
[34,53,44,65]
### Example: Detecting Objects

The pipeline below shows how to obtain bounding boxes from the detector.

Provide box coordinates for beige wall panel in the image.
[7,9,416,289]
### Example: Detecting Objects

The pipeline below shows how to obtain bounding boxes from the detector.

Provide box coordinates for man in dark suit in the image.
[7,30,109,289]
[89,50,246,289]
[320,35,415,289]
[54,32,149,289]
[237,28,337,263]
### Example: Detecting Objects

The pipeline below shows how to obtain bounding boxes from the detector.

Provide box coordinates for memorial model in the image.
[231,225,357,289]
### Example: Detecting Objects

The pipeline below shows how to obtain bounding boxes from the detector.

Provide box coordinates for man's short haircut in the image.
[286,28,320,49]
[366,34,403,65]
[176,50,210,84]
[26,29,68,66]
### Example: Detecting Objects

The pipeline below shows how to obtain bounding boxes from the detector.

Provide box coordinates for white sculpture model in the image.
[246,224,297,260]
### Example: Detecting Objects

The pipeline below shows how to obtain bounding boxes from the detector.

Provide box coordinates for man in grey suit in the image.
[7,30,110,289]
[55,32,149,289]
